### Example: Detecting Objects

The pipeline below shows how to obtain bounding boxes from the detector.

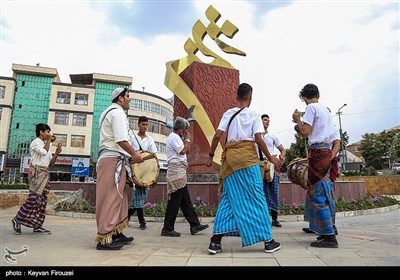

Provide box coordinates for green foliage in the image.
[279,195,399,215]
[342,166,377,176]
[360,129,400,169]
[54,199,96,213]
[53,195,398,217]
[283,136,308,172]
[0,183,28,189]
[341,130,349,147]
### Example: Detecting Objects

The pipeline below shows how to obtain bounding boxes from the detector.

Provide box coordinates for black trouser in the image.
[162,186,200,231]
[128,208,145,224]
[270,210,278,221]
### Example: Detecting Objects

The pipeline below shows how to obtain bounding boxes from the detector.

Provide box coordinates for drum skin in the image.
[260,160,274,182]
[131,151,160,188]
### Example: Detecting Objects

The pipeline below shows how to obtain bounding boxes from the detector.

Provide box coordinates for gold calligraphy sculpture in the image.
[165,5,246,168]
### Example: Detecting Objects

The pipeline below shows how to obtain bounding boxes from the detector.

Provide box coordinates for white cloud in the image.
[1,0,398,150]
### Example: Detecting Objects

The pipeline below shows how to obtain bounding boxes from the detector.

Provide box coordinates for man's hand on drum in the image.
[268,156,280,167]
[131,151,143,163]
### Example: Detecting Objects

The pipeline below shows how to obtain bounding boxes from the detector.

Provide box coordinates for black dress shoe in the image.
[272,220,282,227]
[96,241,124,250]
[190,224,209,235]
[112,233,134,245]
[161,229,181,237]
[302,227,315,233]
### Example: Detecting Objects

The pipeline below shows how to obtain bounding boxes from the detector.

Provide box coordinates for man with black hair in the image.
[12,123,61,235]
[206,83,281,254]
[260,114,286,227]
[128,116,157,230]
[292,83,339,248]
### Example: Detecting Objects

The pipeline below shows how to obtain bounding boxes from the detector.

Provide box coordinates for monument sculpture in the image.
[164,5,246,173]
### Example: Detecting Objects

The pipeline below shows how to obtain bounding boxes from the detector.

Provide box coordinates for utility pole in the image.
[337,104,347,171]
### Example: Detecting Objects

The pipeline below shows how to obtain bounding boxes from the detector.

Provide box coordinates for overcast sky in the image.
[1,0,399,149]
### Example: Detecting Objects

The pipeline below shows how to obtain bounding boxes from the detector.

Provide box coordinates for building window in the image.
[156,142,166,154]
[148,120,160,133]
[161,107,173,119]
[74,93,88,105]
[130,99,142,111]
[0,86,5,98]
[53,134,67,147]
[54,112,69,125]
[161,123,172,136]
[72,113,87,126]
[71,135,85,148]
[0,108,2,120]
[143,101,151,112]
[56,91,71,104]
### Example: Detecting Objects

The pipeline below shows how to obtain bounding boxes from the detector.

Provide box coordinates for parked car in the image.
[392,163,400,172]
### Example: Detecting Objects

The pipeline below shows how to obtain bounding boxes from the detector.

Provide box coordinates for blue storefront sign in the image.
[71,158,90,177]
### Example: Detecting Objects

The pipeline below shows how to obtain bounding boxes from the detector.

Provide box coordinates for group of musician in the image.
[12,82,339,252]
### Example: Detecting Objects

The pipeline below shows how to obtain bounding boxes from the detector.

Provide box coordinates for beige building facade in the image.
[0,63,173,182]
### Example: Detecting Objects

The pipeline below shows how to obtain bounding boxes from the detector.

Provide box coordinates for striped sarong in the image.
[15,186,49,228]
[263,172,280,212]
[307,174,336,235]
[213,141,273,247]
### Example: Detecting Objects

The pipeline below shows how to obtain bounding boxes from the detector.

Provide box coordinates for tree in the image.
[359,129,400,169]
[341,130,349,148]
[282,135,308,172]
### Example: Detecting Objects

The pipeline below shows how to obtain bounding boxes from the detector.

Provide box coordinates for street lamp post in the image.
[337,104,347,171]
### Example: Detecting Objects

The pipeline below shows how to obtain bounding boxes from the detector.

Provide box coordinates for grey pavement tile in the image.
[151,246,194,256]
[186,256,232,266]
[231,243,275,258]
[232,257,279,266]
[309,248,360,258]
[275,257,328,266]
[370,257,400,266]
[272,247,317,258]
[96,253,148,266]
[192,247,232,258]
[354,247,400,258]
[138,255,189,266]
[320,257,379,266]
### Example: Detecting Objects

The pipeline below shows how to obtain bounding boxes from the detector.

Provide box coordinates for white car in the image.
[393,163,400,172]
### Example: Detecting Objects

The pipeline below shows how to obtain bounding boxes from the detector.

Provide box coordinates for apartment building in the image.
[0,63,173,182]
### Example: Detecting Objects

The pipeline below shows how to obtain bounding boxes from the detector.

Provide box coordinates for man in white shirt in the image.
[161,117,209,237]
[12,123,61,235]
[95,87,143,250]
[292,83,339,248]
[128,116,157,230]
[260,114,286,227]
[206,83,281,254]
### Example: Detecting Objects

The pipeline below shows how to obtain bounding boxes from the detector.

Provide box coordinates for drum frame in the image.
[131,150,160,188]
[287,158,308,190]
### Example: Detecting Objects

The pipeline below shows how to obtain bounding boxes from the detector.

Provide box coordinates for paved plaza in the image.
[1,204,399,270]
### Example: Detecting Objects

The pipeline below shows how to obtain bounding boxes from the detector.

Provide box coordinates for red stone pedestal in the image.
[174,61,239,173]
